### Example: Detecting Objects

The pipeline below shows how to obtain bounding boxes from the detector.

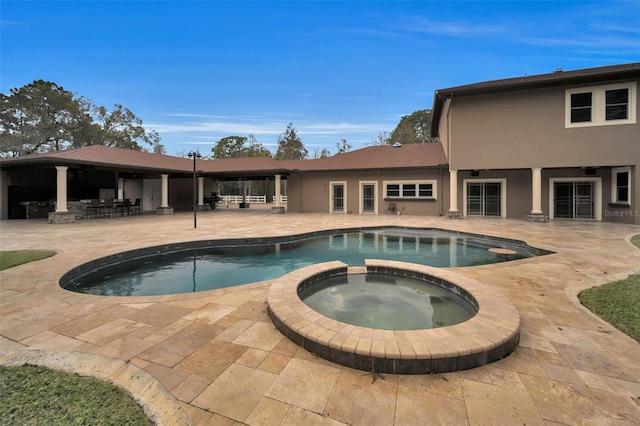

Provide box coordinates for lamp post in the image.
[187,151,201,228]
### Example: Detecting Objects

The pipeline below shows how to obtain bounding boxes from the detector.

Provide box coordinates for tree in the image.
[153,140,166,154]
[275,123,307,160]
[212,135,248,158]
[312,147,331,158]
[0,80,91,156]
[368,131,390,146]
[388,109,436,144]
[0,80,161,157]
[336,138,352,154]
[211,134,271,159]
[244,135,272,158]
[90,104,159,150]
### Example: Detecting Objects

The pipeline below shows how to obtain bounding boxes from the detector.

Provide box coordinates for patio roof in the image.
[0,143,448,178]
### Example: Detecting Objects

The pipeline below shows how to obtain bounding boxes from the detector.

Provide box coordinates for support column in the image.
[55,166,68,212]
[156,174,173,215]
[446,170,463,219]
[531,168,542,214]
[272,174,285,214]
[240,180,249,208]
[161,174,169,207]
[118,178,124,199]
[527,167,548,222]
[48,166,75,223]
[197,177,204,207]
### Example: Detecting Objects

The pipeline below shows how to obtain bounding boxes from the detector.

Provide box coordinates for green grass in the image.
[578,234,640,343]
[0,250,57,271]
[0,364,151,426]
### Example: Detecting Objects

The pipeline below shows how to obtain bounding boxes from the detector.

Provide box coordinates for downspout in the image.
[438,168,443,216]
[446,94,453,169]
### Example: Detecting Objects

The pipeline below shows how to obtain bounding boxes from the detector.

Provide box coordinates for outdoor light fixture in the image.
[187,151,202,228]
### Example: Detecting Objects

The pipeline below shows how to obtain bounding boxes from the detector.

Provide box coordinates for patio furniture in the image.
[130,198,141,215]
[86,199,102,219]
[116,199,131,216]
[102,198,115,218]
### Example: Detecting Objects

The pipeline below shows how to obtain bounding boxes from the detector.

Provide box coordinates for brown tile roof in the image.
[0,143,447,176]
[287,143,447,171]
[431,62,640,137]
[0,145,192,173]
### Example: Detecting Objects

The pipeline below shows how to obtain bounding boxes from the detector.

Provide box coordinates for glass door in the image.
[554,181,594,219]
[467,182,501,216]
[331,183,345,213]
[362,184,375,213]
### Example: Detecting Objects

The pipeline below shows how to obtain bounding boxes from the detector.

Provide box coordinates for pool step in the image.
[347,266,367,275]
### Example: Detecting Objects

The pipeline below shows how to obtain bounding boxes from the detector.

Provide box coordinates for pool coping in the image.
[267,259,521,374]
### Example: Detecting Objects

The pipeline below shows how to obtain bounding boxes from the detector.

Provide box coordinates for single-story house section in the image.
[0,143,448,222]
[284,143,448,215]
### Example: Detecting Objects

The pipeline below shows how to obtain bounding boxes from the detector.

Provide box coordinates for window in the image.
[611,167,631,205]
[565,82,636,127]
[570,92,592,123]
[605,89,628,120]
[384,181,436,200]
[386,184,400,197]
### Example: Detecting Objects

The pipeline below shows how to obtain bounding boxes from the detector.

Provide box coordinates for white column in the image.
[274,174,282,206]
[448,170,459,212]
[55,166,68,212]
[197,177,204,206]
[242,181,247,204]
[531,168,542,214]
[118,178,124,199]
[160,174,169,208]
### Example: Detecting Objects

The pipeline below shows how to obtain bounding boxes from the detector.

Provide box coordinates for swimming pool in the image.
[60,227,550,296]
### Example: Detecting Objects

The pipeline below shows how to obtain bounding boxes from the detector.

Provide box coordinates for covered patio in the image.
[0,145,291,223]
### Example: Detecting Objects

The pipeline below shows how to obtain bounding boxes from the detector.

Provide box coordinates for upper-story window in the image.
[565,82,636,127]
[570,92,592,123]
[384,181,436,199]
[605,89,629,120]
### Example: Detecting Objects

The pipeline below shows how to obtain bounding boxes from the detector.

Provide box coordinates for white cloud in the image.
[147,116,390,137]
[402,17,507,38]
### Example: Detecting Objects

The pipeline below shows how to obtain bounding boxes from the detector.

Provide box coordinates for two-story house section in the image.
[431,63,640,225]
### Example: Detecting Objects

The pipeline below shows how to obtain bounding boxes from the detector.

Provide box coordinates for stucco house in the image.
[1,63,638,224]
[431,62,639,224]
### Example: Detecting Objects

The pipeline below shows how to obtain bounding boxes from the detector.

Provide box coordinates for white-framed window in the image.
[383,180,436,200]
[611,166,631,205]
[565,82,637,128]
[329,181,347,214]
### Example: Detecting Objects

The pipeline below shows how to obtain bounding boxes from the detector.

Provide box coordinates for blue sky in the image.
[2,1,639,157]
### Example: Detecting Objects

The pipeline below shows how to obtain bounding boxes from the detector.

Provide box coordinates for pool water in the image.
[63,228,542,296]
[298,273,477,330]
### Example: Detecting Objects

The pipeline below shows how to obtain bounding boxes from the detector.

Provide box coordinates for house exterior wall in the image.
[440,74,639,224]
[446,79,639,170]
[287,168,448,216]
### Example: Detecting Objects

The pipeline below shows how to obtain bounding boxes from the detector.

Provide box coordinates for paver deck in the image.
[1,208,639,425]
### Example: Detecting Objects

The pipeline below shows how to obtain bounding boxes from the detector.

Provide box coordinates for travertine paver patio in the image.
[1,208,639,425]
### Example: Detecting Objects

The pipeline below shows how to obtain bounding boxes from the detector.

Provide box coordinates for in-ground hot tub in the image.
[267,259,520,374]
